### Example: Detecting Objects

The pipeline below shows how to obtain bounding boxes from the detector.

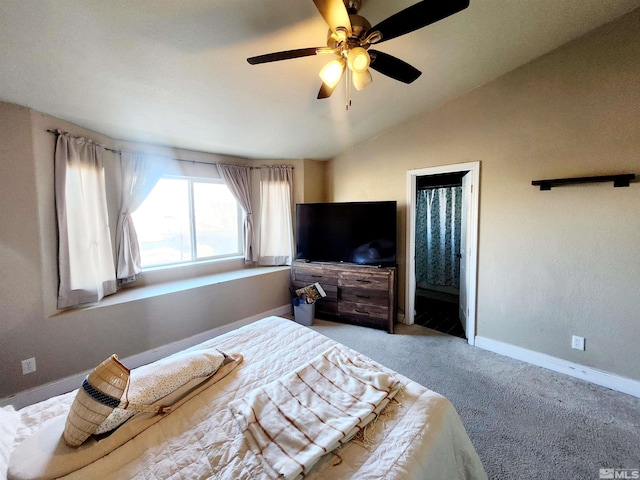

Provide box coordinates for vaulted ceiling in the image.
[1,0,638,160]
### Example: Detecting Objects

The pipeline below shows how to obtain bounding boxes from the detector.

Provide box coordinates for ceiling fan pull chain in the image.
[345,67,351,110]
[345,68,349,110]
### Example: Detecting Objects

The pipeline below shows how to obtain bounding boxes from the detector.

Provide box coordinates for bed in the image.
[3,316,487,479]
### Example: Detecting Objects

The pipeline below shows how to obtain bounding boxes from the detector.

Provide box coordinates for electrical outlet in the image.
[571,335,585,351]
[21,357,36,375]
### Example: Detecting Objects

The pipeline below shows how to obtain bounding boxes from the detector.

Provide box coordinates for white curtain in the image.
[115,152,165,283]
[55,133,116,308]
[217,164,256,264]
[258,166,294,266]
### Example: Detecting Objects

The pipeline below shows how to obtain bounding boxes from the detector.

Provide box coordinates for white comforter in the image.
[9,316,487,479]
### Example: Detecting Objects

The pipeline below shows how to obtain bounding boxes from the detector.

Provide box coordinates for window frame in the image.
[132,174,244,271]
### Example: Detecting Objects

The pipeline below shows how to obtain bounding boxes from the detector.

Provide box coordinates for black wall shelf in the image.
[531,174,635,191]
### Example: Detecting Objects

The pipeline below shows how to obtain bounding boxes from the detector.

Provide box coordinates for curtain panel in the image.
[55,133,117,308]
[415,186,462,288]
[258,166,294,266]
[217,164,256,264]
[115,153,166,283]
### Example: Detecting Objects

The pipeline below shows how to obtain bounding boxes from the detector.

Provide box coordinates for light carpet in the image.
[308,319,640,479]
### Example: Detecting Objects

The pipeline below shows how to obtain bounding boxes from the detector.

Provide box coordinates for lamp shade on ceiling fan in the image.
[347,47,370,73]
[352,69,372,90]
[319,58,346,88]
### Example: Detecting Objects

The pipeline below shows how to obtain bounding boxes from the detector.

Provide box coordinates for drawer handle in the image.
[312,275,322,278]
[356,295,370,299]
[356,279,371,284]
[355,309,368,314]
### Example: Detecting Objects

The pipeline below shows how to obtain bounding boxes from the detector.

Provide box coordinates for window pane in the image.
[193,182,241,259]
[132,178,192,267]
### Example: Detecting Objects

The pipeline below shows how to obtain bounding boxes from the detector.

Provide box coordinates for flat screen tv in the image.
[295,201,397,266]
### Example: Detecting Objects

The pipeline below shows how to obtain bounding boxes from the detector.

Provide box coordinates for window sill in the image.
[132,255,246,287]
[53,265,291,315]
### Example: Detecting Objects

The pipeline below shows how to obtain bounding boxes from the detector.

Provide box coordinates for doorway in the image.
[406,162,480,345]
[414,173,466,338]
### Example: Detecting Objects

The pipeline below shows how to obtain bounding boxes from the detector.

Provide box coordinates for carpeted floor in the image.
[308,319,640,480]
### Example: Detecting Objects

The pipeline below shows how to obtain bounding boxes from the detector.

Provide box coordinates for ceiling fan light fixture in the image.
[334,26,349,42]
[352,69,372,91]
[248,0,470,103]
[347,46,370,73]
[319,58,345,88]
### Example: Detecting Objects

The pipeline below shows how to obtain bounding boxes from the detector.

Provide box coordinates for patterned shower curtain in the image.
[415,186,462,288]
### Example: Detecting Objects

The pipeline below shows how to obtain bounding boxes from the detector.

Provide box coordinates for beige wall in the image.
[0,104,48,395]
[302,159,327,203]
[327,9,640,381]
[0,105,295,398]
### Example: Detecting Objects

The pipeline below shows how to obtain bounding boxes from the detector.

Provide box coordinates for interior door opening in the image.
[406,162,480,345]
[413,172,466,339]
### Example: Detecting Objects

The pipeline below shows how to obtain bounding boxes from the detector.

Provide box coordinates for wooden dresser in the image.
[291,260,397,333]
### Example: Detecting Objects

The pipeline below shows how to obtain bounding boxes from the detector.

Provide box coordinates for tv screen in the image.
[295,201,397,266]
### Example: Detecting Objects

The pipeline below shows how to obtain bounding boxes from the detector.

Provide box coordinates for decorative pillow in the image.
[63,354,130,447]
[94,349,226,434]
[0,405,20,480]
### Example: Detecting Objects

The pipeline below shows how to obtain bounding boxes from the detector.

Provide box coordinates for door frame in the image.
[405,161,480,345]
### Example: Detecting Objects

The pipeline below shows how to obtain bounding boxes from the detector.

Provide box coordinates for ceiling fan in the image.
[247,0,470,105]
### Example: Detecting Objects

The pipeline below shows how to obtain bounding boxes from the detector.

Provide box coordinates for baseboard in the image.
[474,336,640,399]
[0,305,291,409]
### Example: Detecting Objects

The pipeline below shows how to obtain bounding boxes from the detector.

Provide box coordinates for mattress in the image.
[6,316,487,479]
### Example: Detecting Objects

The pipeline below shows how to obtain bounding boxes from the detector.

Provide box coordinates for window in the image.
[131,177,242,268]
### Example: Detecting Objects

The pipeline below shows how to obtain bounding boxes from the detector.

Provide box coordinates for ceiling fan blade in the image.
[369,50,422,84]
[318,58,345,98]
[313,0,352,37]
[247,47,323,65]
[368,0,469,44]
[317,81,338,99]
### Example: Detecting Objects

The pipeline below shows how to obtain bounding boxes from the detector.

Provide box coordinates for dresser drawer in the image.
[338,270,390,290]
[292,278,337,317]
[316,297,338,316]
[338,301,389,321]
[292,281,337,300]
[292,264,338,286]
[339,288,388,307]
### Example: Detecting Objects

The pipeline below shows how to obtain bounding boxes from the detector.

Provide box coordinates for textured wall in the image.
[327,9,640,380]
[0,105,293,398]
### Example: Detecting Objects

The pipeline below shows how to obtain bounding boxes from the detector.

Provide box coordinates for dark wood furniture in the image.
[531,173,635,190]
[291,260,397,333]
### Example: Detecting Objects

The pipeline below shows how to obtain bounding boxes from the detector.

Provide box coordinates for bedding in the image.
[0,406,19,480]
[228,344,402,479]
[94,347,228,435]
[6,316,487,479]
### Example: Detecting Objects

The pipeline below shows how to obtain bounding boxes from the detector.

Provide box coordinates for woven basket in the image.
[63,354,130,447]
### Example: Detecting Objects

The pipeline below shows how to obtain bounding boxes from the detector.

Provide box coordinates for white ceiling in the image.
[1,0,638,160]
